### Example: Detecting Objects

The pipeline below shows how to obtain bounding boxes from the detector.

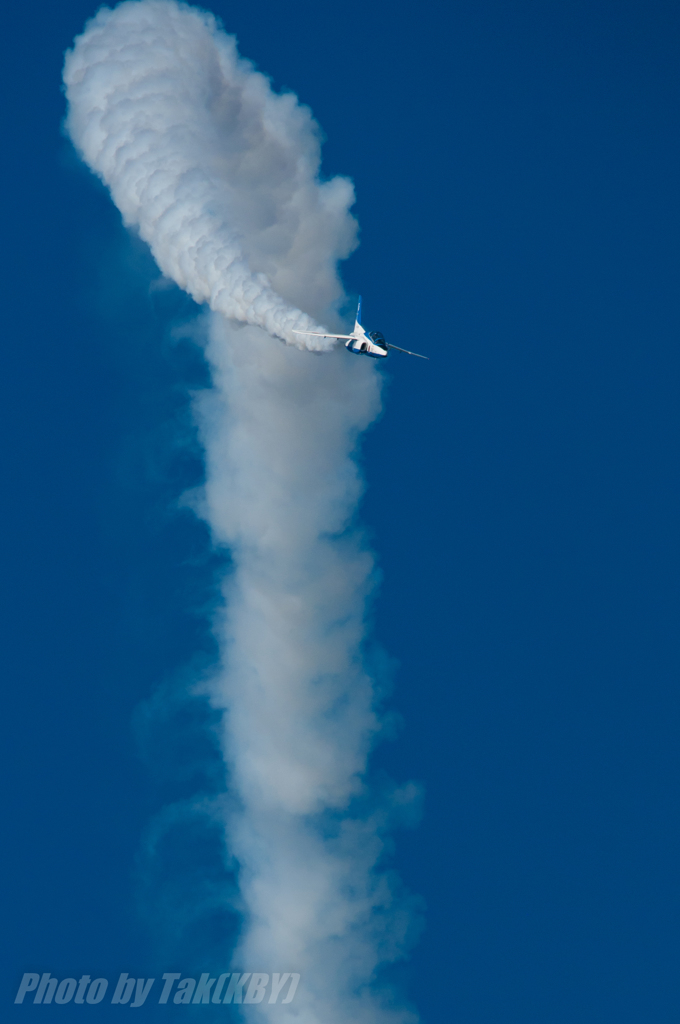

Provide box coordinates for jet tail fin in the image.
[354,295,363,330]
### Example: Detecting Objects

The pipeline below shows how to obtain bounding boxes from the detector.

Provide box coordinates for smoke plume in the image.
[63,0,354,347]
[64,2,419,1021]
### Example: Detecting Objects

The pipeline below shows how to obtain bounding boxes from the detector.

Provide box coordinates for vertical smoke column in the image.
[64,2,418,1020]
[197,320,416,1022]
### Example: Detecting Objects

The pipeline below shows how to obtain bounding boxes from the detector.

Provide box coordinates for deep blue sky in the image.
[3,0,680,1021]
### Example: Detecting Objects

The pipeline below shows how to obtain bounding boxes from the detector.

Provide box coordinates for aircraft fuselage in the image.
[345,328,388,358]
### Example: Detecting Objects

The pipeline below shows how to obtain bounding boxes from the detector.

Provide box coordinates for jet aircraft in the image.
[293,297,428,360]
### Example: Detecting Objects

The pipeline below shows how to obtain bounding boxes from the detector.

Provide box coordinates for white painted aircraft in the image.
[293,297,428,360]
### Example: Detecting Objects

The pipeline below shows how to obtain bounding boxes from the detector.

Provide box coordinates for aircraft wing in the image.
[293,330,354,340]
[387,344,429,360]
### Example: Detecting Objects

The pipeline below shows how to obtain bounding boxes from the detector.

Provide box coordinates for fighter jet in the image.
[293,297,428,360]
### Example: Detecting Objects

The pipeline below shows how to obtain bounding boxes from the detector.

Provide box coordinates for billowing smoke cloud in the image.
[63,0,356,348]
[194,320,419,1023]
[64,2,419,1021]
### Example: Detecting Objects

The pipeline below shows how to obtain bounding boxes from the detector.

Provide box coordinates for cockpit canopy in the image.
[368,331,387,348]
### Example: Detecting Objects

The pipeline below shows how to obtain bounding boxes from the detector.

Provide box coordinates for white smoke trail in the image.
[63,0,355,348]
[195,320,419,1023]
[64,3,419,1021]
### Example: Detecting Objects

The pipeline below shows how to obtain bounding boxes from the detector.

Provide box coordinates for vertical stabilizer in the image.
[354,296,363,331]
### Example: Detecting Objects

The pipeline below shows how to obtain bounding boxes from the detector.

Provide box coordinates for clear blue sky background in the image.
[2,0,680,1021]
